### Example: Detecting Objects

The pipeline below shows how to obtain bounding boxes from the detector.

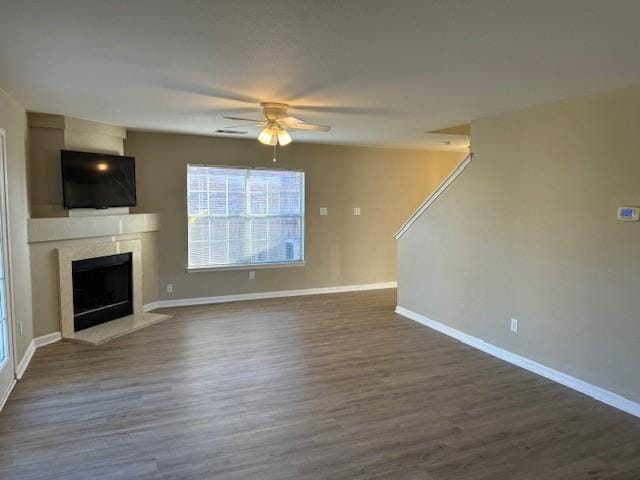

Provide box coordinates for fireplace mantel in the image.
[28,213,159,243]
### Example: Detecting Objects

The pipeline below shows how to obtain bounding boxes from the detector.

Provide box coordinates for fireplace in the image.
[72,253,133,331]
[57,239,150,341]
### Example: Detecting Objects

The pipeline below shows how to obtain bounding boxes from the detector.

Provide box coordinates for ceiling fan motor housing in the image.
[261,102,289,121]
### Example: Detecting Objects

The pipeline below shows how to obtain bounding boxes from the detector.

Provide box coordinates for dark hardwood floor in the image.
[1,289,638,479]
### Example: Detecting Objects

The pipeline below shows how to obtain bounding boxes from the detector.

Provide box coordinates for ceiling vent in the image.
[215,129,247,135]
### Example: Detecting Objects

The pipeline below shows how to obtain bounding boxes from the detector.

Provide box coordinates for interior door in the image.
[0,130,15,406]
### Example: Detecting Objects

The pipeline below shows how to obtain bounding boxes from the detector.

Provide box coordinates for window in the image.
[187,165,305,269]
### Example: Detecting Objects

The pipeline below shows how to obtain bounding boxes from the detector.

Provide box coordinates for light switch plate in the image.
[353,207,361,216]
[510,318,518,333]
[248,270,255,280]
[320,207,328,216]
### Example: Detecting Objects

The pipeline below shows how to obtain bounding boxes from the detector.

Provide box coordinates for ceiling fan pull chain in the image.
[273,142,277,162]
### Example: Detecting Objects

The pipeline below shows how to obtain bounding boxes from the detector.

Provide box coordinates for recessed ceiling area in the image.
[1,0,640,151]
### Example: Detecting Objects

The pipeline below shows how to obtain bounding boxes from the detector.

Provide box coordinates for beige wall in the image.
[398,86,640,403]
[0,87,34,363]
[126,131,463,301]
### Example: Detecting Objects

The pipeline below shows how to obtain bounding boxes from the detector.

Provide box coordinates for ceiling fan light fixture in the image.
[277,128,292,146]
[258,126,277,145]
[224,102,328,149]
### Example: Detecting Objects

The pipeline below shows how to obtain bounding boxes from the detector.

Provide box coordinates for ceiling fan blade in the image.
[278,116,305,126]
[277,116,330,131]
[222,123,263,129]
[285,122,331,132]
[223,116,265,123]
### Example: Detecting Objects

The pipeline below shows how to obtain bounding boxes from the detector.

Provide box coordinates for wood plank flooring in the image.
[1,289,639,479]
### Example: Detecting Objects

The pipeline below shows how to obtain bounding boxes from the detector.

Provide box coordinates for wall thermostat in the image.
[617,206,640,222]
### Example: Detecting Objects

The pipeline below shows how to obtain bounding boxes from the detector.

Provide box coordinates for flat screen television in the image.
[61,150,136,209]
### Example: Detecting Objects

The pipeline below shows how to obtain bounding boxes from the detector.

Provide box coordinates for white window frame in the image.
[0,128,16,404]
[186,164,306,272]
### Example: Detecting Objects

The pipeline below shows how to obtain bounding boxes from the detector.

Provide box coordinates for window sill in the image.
[186,261,306,273]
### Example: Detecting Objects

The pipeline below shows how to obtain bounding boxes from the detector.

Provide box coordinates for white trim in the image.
[394,153,473,240]
[15,332,62,380]
[186,261,306,273]
[15,340,35,380]
[143,301,161,312]
[34,331,62,348]
[395,306,640,418]
[0,378,16,413]
[144,282,398,310]
[0,128,18,398]
[67,207,130,217]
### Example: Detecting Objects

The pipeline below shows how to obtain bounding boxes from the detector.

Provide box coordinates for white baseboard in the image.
[15,340,36,380]
[0,378,16,413]
[33,331,62,348]
[395,306,640,419]
[15,332,62,380]
[143,301,161,312]
[144,281,398,311]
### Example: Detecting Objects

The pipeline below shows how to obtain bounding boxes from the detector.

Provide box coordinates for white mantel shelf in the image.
[27,213,160,243]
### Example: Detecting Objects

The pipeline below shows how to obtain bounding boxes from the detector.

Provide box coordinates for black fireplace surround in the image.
[72,253,133,331]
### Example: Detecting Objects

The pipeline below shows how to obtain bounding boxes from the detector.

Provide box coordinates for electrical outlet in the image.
[353,207,361,216]
[510,318,519,333]
[248,270,255,280]
[617,206,640,221]
[166,283,173,293]
[320,207,328,216]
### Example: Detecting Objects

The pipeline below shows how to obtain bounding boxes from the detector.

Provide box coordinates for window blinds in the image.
[187,165,305,268]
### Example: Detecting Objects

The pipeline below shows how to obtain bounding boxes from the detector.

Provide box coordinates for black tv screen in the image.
[61,150,136,209]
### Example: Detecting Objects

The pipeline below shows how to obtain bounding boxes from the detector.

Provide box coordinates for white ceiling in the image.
[1,0,640,151]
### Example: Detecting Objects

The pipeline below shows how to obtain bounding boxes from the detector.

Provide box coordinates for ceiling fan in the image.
[222,102,331,147]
